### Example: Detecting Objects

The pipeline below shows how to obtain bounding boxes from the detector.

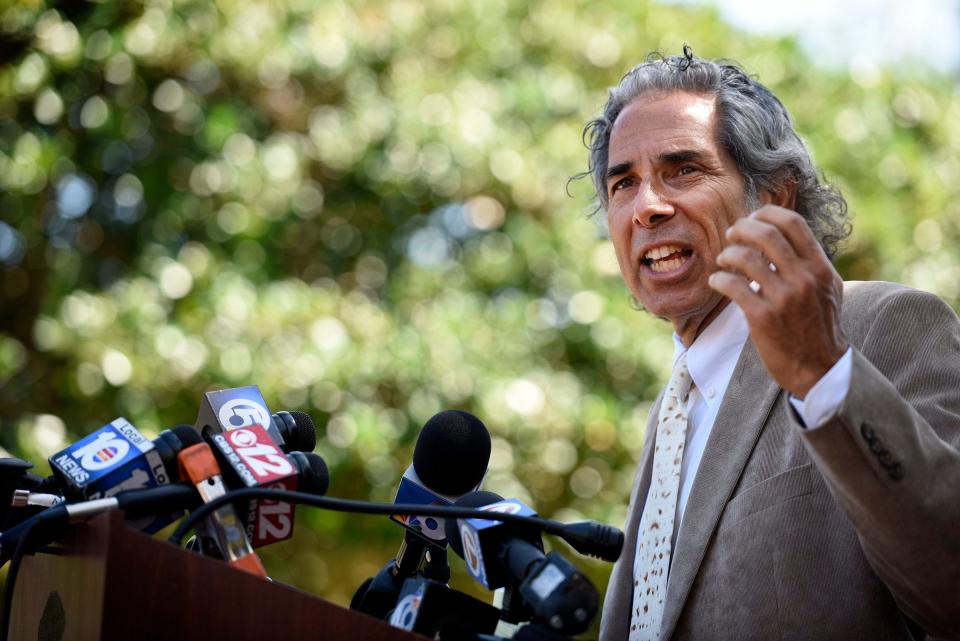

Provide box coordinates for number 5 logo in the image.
[218,398,270,430]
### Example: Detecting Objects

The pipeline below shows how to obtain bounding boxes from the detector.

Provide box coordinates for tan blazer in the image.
[600,282,960,641]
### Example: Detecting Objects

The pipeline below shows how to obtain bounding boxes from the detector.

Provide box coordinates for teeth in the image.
[644,244,683,260]
[650,257,686,273]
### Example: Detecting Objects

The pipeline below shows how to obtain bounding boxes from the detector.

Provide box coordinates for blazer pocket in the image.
[722,464,815,527]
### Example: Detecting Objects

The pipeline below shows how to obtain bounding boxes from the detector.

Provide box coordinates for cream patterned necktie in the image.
[630,352,693,641]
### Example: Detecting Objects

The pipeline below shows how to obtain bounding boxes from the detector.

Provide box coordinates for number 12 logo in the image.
[226,428,293,480]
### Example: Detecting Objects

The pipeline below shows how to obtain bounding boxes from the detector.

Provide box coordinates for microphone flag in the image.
[457,498,538,589]
[48,418,174,532]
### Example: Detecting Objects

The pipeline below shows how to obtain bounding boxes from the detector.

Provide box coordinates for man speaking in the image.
[582,48,960,641]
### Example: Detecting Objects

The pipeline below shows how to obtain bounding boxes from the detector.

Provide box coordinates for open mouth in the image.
[641,244,693,273]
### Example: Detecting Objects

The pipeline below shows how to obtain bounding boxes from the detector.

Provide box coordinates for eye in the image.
[677,165,698,176]
[609,176,634,196]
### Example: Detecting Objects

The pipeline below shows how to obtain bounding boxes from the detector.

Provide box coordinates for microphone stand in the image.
[352,530,448,618]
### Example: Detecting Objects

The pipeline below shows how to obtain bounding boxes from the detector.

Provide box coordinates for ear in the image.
[759,176,798,210]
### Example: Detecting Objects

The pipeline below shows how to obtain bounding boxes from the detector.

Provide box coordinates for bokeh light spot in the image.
[327,414,358,448]
[15,53,47,94]
[34,88,64,124]
[568,290,603,324]
[33,415,67,457]
[153,79,185,113]
[585,420,617,452]
[311,317,349,353]
[159,262,193,299]
[570,466,604,498]
[80,96,110,129]
[56,174,96,219]
[101,349,133,385]
[505,378,545,416]
[407,227,450,267]
[914,218,943,252]
[0,223,27,266]
[466,196,506,230]
[585,32,621,67]
[104,53,134,84]
[591,243,620,276]
[540,438,578,474]
[76,362,105,396]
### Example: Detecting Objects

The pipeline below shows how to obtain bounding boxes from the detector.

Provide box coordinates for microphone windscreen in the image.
[413,410,491,496]
[292,452,329,496]
[287,411,317,452]
[171,424,203,448]
[444,490,504,559]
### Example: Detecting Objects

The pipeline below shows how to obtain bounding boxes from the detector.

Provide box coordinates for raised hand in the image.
[708,205,848,398]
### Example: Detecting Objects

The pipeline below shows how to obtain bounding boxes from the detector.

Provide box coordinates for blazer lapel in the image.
[658,339,781,640]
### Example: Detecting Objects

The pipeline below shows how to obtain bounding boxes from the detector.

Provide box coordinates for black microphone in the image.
[0,448,329,574]
[391,410,492,571]
[387,575,501,638]
[47,423,200,499]
[352,410,492,619]
[272,411,317,453]
[285,451,329,495]
[195,386,327,548]
[445,492,600,636]
[1,426,201,532]
[44,423,201,532]
[194,386,316,452]
[202,424,328,547]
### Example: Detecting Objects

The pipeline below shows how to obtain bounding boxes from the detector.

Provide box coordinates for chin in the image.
[635,288,720,326]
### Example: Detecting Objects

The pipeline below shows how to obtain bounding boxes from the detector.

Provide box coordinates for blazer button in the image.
[860,423,877,443]
[869,439,887,456]
[887,463,905,481]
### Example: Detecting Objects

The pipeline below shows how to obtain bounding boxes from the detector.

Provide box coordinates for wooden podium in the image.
[9,511,428,640]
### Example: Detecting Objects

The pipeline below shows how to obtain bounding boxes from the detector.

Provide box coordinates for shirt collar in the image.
[671,302,750,408]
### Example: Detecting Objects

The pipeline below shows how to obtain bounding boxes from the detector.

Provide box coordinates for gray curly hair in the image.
[580,49,851,258]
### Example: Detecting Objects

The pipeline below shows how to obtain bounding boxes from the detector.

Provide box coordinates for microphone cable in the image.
[168,487,623,562]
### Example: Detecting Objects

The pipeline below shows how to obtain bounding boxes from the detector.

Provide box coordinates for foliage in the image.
[1,0,958,630]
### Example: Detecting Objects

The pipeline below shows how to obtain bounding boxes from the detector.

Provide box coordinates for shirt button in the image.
[706,387,716,398]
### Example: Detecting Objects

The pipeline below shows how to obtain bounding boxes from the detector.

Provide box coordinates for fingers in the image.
[707,270,764,314]
[716,244,778,291]
[724,216,797,268]
[723,206,836,291]
[750,206,825,260]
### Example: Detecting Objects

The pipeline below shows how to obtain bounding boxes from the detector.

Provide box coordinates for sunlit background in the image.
[2,0,959,634]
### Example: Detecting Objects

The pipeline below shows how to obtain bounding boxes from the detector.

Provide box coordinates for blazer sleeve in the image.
[799,287,960,639]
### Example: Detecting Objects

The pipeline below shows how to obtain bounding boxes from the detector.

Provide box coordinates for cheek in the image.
[607,216,631,257]
[610,240,630,277]
[708,217,738,252]
[605,216,635,278]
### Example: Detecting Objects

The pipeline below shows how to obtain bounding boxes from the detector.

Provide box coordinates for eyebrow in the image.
[605,149,707,182]
[660,149,702,164]
[606,161,632,180]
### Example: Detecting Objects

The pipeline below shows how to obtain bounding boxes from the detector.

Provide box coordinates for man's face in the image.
[605,91,756,341]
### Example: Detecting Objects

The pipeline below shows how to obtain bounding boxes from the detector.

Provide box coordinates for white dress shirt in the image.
[667,302,853,539]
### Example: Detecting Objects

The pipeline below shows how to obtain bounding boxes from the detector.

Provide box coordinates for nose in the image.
[632,180,675,228]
